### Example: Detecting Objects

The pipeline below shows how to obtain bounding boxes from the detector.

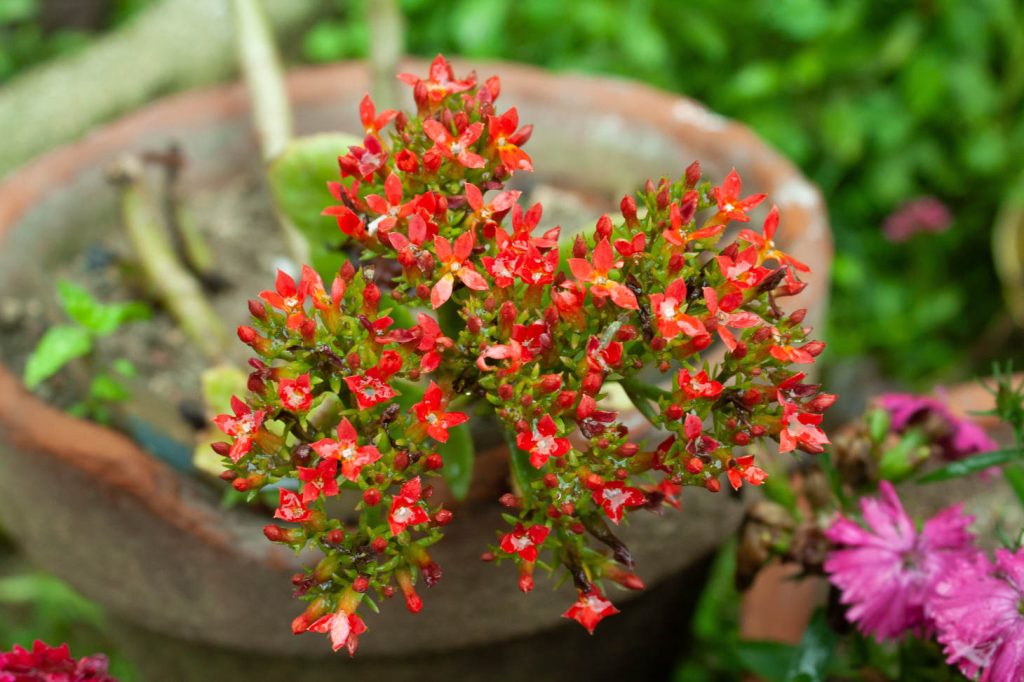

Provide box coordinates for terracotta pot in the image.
[741,372,1024,644]
[0,60,831,680]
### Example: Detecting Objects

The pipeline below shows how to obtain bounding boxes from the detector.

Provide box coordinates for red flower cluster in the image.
[213,55,832,653]
[0,641,115,681]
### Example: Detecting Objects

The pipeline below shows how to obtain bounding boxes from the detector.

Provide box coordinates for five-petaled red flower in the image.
[365,172,415,237]
[389,477,431,536]
[412,381,469,443]
[430,232,489,308]
[275,488,312,523]
[398,54,476,103]
[344,351,402,409]
[649,279,707,340]
[677,369,723,401]
[311,418,383,482]
[213,396,266,463]
[517,415,572,468]
[738,204,810,273]
[586,477,646,525]
[568,238,638,309]
[779,397,830,454]
[499,523,550,562]
[488,107,533,172]
[422,119,486,169]
[562,588,620,634]
[703,286,763,352]
[259,269,307,329]
[726,455,767,491]
[278,374,313,412]
[359,94,396,138]
[711,168,766,223]
[297,458,340,503]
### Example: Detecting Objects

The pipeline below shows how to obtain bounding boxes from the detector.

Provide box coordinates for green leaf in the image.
[734,640,798,682]
[57,280,150,336]
[786,609,836,682]
[267,133,361,280]
[88,373,130,402]
[917,448,1022,483]
[23,325,93,389]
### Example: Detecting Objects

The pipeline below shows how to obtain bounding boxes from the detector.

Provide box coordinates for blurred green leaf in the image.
[268,133,361,279]
[88,374,130,402]
[786,609,836,682]
[23,325,92,389]
[917,448,1021,483]
[734,640,797,682]
[57,280,150,336]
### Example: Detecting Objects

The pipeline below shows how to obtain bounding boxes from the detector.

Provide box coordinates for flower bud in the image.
[620,195,638,227]
[656,184,670,210]
[393,451,410,472]
[425,453,443,470]
[371,537,388,553]
[803,340,826,357]
[595,214,613,240]
[685,457,703,474]
[326,528,345,545]
[556,390,577,410]
[499,493,519,508]
[787,308,807,326]
[434,509,453,526]
[685,161,701,188]
[538,374,562,393]
[704,477,721,493]
[353,576,370,593]
[211,441,231,457]
[248,299,268,321]
[363,488,382,506]
[806,393,837,412]
[731,342,748,359]
[572,234,587,258]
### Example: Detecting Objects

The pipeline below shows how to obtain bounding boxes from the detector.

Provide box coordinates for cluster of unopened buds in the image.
[212,55,833,654]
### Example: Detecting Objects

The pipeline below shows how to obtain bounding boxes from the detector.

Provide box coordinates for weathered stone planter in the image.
[0,60,831,681]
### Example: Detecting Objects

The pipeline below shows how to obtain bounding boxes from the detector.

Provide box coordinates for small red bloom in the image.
[568,238,638,309]
[499,523,550,562]
[430,232,488,308]
[663,195,723,247]
[365,172,415,236]
[562,589,620,634]
[516,415,572,468]
[422,119,486,169]
[649,279,707,340]
[703,286,762,351]
[311,418,382,481]
[213,396,266,463]
[275,488,313,523]
[738,205,810,273]
[726,455,767,491]
[278,374,313,412]
[769,341,816,364]
[338,135,389,179]
[488,107,533,172]
[359,94,397,137]
[344,355,401,409]
[779,397,830,454]
[389,477,431,536]
[0,640,116,682]
[259,269,307,329]
[717,247,770,290]
[398,54,476,103]
[297,458,340,503]
[711,169,766,223]
[677,369,723,401]
[586,478,646,525]
[412,381,469,443]
[585,336,623,374]
[308,609,367,656]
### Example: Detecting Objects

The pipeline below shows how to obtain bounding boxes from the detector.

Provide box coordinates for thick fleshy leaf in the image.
[917,448,1020,483]
[23,325,93,389]
[268,133,361,278]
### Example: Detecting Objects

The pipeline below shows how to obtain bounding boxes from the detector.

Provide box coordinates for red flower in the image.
[213,396,266,463]
[684,413,720,457]
[422,119,486,169]
[309,609,367,656]
[389,477,431,536]
[649,279,707,340]
[274,488,312,523]
[398,54,476,103]
[338,135,388,179]
[516,415,571,468]
[711,168,766,223]
[344,352,402,409]
[487,107,533,172]
[430,232,489,308]
[312,418,383,481]
[585,336,623,374]
[769,341,816,364]
[322,198,366,240]
[359,94,397,137]
[297,458,340,503]
[677,369,723,401]
[716,247,770,291]
[465,183,520,230]
[663,195,723,247]
[412,381,469,443]
[365,172,415,236]
[259,269,307,329]
[0,640,115,682]
[278,374,313,412]
[562,589,620,634]
[703,286,762,351]
[726,455,767,491]
[738,205,810,273]
[568,238,638,309]
[779,398,830,454]
[499,523,550,562]
[586,478,646,525]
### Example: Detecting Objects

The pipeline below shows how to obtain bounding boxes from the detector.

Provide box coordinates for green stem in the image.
[230,0,310,265]
[110,158,230,362]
